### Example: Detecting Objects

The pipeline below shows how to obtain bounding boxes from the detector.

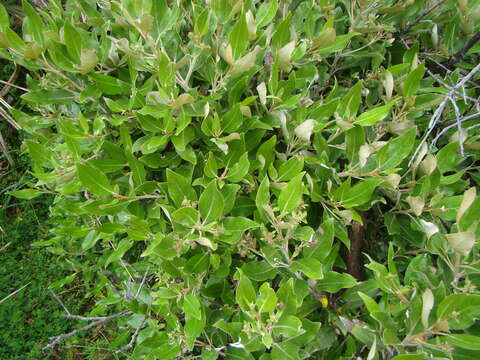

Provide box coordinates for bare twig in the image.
[50,290,71,315]
[431,113,480,147]
[134,266,151,299]
[0,283,30,304]
[0,131,13,165]
[0,64,20,99]
[449,97,465,156]
[444,31,480,68]
[0,106,21,130]
[51,290,128,321]
[114,319,146,354]
[409,63,480,165]
[0,80,27,92]
[42,310,131,351]
[401,0,447,34]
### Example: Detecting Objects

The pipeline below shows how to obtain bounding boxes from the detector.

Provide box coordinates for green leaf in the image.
[256,0,278,28]
[390,355,425,360]
[403,64,426,98]
[63,21,82,62]
[256,176,270,217]
[242,261,276,281]
[183,294,202,320]
[199,180,224,223]
[345,126,365,164]
[291,258,324,279]
[446,334,480,351]
[358,292,380,313]
[185,253,210,274]
[172,207,200,227]
[377,127,417,170]
[355,102,395,126]
[105,239,133,266]
[22,89,75,104]
[22,0,45,47]
[236,271,256,311]
[316,271,356,293]
[273,315,304,338]
[316,32,360,55]
[90,73,130,95]
[336,179,383,208]
[8,189,43,200]
[166,169,197,207]
[76,163,114,197]
[278,173,304,214]
[436,141,459,173]
[271,342,300,360]
[229,15,249,59]
[0,4,9,30]
[226,152,250,182]
[277,156,304,182]
[256,283,277,313]
[338,81,362,119]
[126,152,146,186]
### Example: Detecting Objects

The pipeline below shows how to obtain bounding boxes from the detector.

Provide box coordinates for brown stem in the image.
[443,31,480,68]
[401,0,447,35]
[341,213,366,280]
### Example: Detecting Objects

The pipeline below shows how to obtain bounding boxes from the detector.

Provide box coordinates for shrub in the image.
[2,0,480,358]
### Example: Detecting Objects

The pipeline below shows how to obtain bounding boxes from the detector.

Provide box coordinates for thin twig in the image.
[134,266,150,299]
[0,79,27,92]
[444,31,480,67]
[114,319,146,354]
[0,130,13,165]
[0,106,21,130]
[431,112,480,147]
[409,62,480,165]
[0,283,30,304]
[42,310,131,351]
[0,64,20,99]
[401,0,447,34]
[449,97,465,156]
[51,290,128,321]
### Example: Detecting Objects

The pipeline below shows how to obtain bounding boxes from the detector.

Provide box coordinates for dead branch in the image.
[444,31,480,68]
[401,0,448,35]
[42,310,131,351]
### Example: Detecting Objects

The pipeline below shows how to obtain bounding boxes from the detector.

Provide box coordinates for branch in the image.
[401,0,447,35]
[444,31,480,68]
[431,112,480,147]
[115,319,146,354]
[42,310,131,351]
[0,282,30,304]
[409,62,480,165]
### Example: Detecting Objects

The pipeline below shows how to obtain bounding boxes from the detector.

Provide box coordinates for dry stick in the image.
[115,319,146,354]
[401,0,448,35]
[0,131,13,165]
[444,31,480,67]
[42,310,131,351]
[409,62,480,166]
[0,282,30,305]
[51,290,123,321]
[431,112,480,147]
[0,64,20,99]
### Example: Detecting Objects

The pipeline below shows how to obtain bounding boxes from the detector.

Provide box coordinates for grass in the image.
[0,63,106,359]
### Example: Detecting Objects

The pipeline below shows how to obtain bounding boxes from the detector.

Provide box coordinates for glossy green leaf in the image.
[199,180,224,223]
[278,173,304,214]
[76,163,114,197]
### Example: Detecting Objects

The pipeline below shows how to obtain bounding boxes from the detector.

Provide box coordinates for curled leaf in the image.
[294,119,316,142]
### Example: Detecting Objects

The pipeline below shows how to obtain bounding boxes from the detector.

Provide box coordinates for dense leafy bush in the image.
[2,0,480,358]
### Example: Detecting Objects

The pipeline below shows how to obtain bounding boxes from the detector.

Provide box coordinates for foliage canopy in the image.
[2,0,480,358]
